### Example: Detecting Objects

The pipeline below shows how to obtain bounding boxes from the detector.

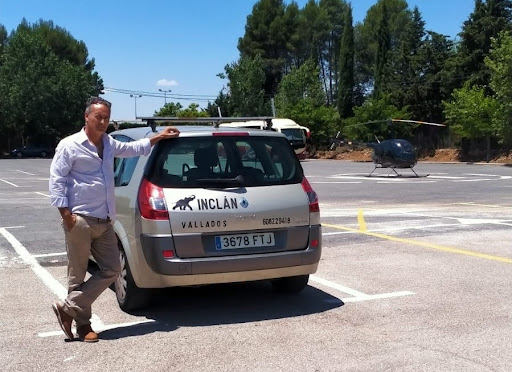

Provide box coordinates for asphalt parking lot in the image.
[0,158,511,372]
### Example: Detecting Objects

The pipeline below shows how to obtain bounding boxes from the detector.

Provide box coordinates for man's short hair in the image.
[85,96,112,114]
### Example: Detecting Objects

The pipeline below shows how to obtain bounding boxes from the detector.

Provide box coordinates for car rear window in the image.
[146,135,303,188]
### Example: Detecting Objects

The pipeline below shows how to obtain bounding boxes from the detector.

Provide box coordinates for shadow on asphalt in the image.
[99,281,343,340]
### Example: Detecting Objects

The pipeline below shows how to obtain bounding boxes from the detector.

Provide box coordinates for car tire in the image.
[41,151,47,158]
[114,244,152,312]
[271,274,309,294]
[16,152,22,158]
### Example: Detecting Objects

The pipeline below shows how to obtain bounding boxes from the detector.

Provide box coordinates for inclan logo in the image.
[240,197,249,208]
[173,195,195,210]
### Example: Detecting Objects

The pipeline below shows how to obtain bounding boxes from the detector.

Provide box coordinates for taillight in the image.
[138,178,169,220]
[301,176,320,213]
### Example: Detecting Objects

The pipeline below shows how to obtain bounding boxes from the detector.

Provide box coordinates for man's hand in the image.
[63,214,77,230]
[58,207,76,230]
[150,126,180,146]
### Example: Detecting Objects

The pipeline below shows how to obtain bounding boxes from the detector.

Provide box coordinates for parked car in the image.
[108,124,322,311]
[10,144,54,158]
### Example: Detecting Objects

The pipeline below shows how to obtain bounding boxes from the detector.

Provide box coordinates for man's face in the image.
[85,103,111,134]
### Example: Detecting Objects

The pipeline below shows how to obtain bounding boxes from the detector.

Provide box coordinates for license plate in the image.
[215,233,275,250]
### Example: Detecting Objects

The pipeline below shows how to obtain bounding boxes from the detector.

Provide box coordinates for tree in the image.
[20,19,103,93]
[443,82,501,156]
[414,31,454,122]
[0,26,98,150]
[373,2,391,97]
[354,0,411,96]
[343,94,410,142]
[238,0,289,96]
[154,102,183,117]
[387,6,425,109]
[485,30,512,144]
[223,55,269,116]
[206,89,233,117]
[318,0,349,105]
[275,59,338,146]
[177,103,208,118]
[456,0,512,90]
[282,1,303,71]
[0,24,7,58]
[337,4,355,118]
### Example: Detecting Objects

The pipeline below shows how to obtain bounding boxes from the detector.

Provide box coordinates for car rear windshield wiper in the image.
[196,175,245,187]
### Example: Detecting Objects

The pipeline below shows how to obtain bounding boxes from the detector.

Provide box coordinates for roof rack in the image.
[136,116,276,132]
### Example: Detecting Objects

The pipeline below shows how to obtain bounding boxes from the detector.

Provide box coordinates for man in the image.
[49,96,179,342]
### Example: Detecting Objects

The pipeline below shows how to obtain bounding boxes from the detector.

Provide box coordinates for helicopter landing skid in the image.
[368,166,429,178]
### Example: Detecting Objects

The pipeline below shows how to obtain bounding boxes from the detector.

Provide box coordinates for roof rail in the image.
[109,120,145,131]
[136,116,276,132]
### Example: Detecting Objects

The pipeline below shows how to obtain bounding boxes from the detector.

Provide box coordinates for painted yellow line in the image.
[357,209,367,232]
[322,223,512,264]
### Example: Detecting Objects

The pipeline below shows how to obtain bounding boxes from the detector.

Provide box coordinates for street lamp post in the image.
[130,94,142,119]
[159,89,172,104]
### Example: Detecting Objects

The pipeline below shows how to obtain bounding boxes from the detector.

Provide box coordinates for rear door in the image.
[148,134,311,258]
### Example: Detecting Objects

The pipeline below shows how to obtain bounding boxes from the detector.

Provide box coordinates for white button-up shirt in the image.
[49,128,151,221]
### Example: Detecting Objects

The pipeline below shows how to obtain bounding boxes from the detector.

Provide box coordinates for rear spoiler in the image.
[135,116,276,132]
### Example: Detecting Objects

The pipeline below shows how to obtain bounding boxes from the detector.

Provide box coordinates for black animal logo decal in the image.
[173,195,196,210]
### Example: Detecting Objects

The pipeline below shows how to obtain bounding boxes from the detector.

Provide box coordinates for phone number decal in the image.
[262,217,291,225]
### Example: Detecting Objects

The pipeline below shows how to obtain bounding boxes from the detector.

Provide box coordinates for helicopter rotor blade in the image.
[391,119,446,127]
[343,119,390,128]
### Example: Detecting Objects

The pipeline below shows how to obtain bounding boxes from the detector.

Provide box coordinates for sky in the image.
[1,0,475,121]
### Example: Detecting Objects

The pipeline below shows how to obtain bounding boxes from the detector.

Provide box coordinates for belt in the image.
[76,214,111,223]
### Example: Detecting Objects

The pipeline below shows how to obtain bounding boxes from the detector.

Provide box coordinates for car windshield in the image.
[146,135,303,188]
[281,128,306,144]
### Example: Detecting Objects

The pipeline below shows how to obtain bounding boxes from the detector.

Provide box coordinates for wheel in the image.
[16,152,22,158]
[41,151,47,158]
[114,245,152,312]
[271,275,309,294]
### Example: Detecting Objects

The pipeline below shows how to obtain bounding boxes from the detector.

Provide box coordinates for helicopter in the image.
[343,119,446,177]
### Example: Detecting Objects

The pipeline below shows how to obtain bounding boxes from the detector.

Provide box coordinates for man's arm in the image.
[49,145,75,229]
[113,127,180,158]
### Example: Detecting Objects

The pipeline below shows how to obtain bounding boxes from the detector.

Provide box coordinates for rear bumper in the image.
[139,225,321,278]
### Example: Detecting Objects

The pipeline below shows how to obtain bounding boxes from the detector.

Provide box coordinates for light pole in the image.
[159,89,172,104]
[130,94,142,119]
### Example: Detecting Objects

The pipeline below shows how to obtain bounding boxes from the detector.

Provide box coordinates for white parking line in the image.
[35,192,50,198]
[310,275,414,302]
[32,252,67,258]
[0,179,19,187]
[16,170,35,175]
[341,291,415,302]
[311,181,361,184]
[38,319,155,338]
[455,178,496,182]
[0,228,68,299]
[0,228,105,332]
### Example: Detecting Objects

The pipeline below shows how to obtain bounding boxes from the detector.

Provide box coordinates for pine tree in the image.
[374,2,391,97]
[458,0,512,89]
[337,5,354,118]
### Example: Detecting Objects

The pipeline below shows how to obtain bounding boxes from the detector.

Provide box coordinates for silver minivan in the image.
[110,123,321,311]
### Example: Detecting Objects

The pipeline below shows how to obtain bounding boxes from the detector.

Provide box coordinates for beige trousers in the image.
[61,214,120,327]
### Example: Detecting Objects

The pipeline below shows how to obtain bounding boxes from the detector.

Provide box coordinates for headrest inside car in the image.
[194,146,218,168]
